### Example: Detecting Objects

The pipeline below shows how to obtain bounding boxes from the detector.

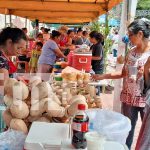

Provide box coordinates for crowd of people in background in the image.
[14,25,106,75]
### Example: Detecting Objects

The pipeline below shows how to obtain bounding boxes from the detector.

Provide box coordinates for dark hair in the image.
[82,31,88,36]
[44,28,50,33]
[77,29,83,33]
[37,33,43,38]
[36,41,43,48]
[51,30,61,39]
[128,19,150,38]
[89,31,104,43]
[67,30,74,35]
[115,31,118,35]
[22,27,27,31]
[0,27,27,46]
[40,27,44,30]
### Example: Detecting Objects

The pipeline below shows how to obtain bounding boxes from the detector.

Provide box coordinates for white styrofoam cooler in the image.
[24,122,70,150]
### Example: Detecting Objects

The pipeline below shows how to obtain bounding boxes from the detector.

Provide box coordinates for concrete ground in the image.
[100,91,142,150]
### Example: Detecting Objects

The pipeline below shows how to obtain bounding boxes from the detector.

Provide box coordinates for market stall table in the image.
[24,119,129,150]
[24,109,130,150]
[88,80,109,94]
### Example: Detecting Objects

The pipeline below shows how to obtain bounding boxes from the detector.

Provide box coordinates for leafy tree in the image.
[136,0,150,19]
[137,0,150,10]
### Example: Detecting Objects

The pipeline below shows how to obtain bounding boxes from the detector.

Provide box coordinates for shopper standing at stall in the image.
[81,31,91,46]
[74,29,83,45]
[38,30,66,74]
[43,28,50,43]
[111,30,119,57]
[59,26,68,48]
[92,19,150,149]
[73,31,91,46]
[66,30,75,46]
[89,31,104,96]
[89,31,104,75]
[29,42,43,73]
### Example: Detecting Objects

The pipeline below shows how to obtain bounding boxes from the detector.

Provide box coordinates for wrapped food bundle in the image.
[2,74,102,134]
[61,66,90,83]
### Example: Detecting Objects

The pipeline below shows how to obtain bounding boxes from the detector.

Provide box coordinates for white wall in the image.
[0,14,33,32]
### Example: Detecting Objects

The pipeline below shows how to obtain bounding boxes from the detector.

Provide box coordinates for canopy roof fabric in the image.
[0,0,122,24]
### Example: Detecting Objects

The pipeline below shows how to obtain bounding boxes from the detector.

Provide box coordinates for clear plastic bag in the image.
[0,129,26,150]
[86,109,131,144]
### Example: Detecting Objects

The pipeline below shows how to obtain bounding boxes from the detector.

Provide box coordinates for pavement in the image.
[100,91,142,150]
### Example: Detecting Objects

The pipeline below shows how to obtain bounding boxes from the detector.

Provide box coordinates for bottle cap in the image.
[78,104,86,110]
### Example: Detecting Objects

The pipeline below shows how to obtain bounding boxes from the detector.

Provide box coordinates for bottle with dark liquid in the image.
[72,104,89,149]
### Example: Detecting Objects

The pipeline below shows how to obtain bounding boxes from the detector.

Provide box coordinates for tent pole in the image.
[105,11,109,36]
[104,0,109,37]
[9,14,12,27]
[5,14,7,27]
[29,19,31,32]
[25,17,27,28]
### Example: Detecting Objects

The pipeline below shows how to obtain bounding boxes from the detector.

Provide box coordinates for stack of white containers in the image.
[24,122,70,150]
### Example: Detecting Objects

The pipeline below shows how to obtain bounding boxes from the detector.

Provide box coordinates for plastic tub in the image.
[86,109,131,144]
[85,132,106,150]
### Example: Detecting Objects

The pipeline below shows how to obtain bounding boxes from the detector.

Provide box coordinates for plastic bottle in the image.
[72,104,89,149]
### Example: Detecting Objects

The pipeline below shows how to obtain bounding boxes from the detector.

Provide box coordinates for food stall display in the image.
[2,66,102,134]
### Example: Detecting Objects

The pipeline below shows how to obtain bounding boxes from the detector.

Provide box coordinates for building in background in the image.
[0,14,33,31]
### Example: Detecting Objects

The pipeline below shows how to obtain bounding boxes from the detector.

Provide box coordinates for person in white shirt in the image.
[112,30,119,57]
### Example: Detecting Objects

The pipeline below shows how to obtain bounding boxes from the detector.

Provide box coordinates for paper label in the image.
[72,122,88,132]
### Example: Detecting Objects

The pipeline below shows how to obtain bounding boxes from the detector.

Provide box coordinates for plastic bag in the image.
[86,109,131,144]
[0,129,26,150]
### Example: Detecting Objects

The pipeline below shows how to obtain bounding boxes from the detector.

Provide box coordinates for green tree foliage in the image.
[137,0,150,10]
[90,20,101,32]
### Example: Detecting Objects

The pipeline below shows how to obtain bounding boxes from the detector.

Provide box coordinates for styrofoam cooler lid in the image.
[24,122,70,150]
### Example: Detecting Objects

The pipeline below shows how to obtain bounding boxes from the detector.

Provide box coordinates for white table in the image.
[88,80,108,86]
[24,122,128,150]
[61,140,128,150]
[88,80,108,93]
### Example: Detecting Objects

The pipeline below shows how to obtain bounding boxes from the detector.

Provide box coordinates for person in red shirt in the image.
[59,26,68,47]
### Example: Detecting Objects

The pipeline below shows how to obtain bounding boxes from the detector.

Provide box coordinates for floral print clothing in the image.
[120,48,150,107]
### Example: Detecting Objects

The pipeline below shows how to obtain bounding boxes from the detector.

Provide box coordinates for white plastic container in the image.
[24,122,70,150]
[85,132,106,150]
[86,109,131,144]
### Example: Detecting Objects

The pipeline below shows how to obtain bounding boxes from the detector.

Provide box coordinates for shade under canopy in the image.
[0,0,123,24]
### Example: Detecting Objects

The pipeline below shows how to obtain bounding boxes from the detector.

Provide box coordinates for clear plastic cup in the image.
[85,132,106,150]
[128,66,137,76]
[128,66,137,80]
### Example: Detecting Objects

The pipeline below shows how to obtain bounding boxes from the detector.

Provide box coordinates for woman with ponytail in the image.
[89,31,104,75]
